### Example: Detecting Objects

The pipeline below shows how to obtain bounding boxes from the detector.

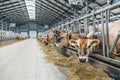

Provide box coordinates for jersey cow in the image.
[69,32,100,63]
[68,21,120,63]
[38,34,52,46]
[50,27,80,47]
[94,21,120,59]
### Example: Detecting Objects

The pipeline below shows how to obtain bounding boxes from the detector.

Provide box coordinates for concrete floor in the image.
[0,39,67,80]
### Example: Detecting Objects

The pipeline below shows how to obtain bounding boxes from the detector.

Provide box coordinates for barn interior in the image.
[0,0,119,38]
[0,0,120,80]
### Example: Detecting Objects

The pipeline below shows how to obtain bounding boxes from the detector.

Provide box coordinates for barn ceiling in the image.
[0,0,120,26]
[0,0,29,25]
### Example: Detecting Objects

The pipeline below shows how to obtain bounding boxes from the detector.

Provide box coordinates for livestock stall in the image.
[0,20,27,44]
[0,0,120,80]
[41,0,120,79]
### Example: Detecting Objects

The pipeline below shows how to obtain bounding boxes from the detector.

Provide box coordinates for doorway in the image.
[29,31,37,38]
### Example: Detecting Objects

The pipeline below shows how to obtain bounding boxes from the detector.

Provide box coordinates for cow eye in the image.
[88,45,91,48]
[60,37,64,40]
[76,53,79,57]
[57,37,64,42]
[76,45,79,48]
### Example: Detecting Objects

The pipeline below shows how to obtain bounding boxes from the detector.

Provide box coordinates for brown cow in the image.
[69,34,100,63]
[54,31,69,47]
[69,21,120,62]
[93,21,120,59]
[50,27,80,47]
[16,36,27,40]
[46,35,52,43]
[38,34,52,46]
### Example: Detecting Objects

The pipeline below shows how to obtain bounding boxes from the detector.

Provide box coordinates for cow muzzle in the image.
[53,43,60,47]
[79,56,88,63]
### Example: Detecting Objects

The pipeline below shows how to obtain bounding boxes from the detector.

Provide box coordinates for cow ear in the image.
[91,39,100,46]
[87,31,94,38]
[69,39,77,46]
[50,29,53,32]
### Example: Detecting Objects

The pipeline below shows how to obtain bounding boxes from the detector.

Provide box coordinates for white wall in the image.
[21,32,28,37]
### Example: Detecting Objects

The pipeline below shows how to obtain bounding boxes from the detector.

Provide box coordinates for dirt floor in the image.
[38,41,114,80]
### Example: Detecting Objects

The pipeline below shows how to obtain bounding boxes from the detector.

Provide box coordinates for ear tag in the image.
[71,43,75,46]
[93,43,97,46]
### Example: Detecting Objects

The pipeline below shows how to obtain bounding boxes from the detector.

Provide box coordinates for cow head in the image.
[50,27,62,42]
[54,32,69,47]
[50,27,60,36]
[69,37,100,63]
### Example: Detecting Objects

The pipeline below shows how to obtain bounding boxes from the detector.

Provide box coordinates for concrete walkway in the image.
[0,39,67,80]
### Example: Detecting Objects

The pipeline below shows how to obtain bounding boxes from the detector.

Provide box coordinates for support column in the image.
[12,27,15,32]
[1,19,4,42]
[79,21,81,34]
[85,0,88,14]
[82,0,87,33]
[73,22,76,32]
[84,18,88,34]
[18,26,21,34]
[68,24,71,33]
[73,7,77,32]
[92,13,97,52]
[61,17,64,31]
[28,30,30,38]
[28,24,30,38]
[101,12,106,56]
[92,13,96,33]
[1,19,3,31]
[36,25,38,38]
[6,21,9,31]
[106,10,110,57]
[8,22,11,31]
[5,21,7,31]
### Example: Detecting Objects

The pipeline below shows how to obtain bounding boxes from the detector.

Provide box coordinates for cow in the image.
[53,31,69,47]
[68,31,100,63]
[38,35,42,42]
[50,27,62,42]
[16,36,27,40]
[95,21,120,59]
[50,27,80,48]
[69,21,120,62]
[50,27,64,46]
[42,36,49,45]
[38,34,52,46]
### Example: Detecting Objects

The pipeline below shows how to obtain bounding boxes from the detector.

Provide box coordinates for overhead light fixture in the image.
[68,0,84,6]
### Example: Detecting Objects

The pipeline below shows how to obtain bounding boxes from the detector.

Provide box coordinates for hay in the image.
[0,40,23,47]
[38,41,114,80]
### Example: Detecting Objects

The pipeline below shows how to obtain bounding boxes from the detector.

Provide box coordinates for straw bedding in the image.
[0,39,24,47]
[38,41,114,80]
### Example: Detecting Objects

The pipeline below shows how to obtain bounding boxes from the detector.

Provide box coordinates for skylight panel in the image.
[25,0,35,20]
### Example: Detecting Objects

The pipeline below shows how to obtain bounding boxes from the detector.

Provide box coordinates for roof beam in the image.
[36,2,63,17]
[0,6,26,14]
[0,1,19,7]
[36,8,60,20]
[42,0,73,15]
[55,0,82,15]
[36,8,60,24]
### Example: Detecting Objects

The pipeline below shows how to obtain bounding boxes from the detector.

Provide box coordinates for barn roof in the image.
[0,0,120,26]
